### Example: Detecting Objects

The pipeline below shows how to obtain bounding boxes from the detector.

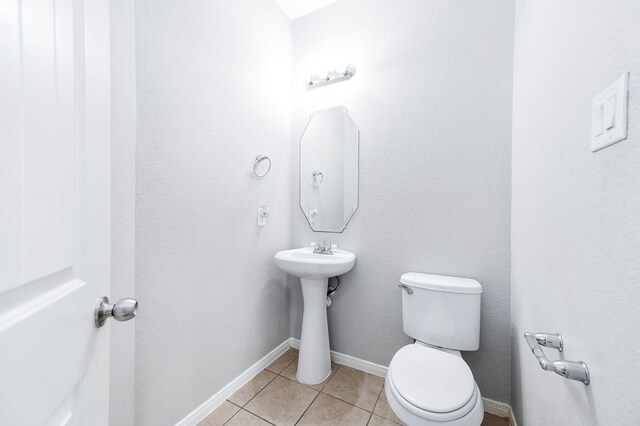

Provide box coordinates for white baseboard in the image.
[509,407,518,426]
[175,338,292,426]
[482,398,517,425]
[176,337,517,426]
[482,398,510,417]
[290,338,388,378]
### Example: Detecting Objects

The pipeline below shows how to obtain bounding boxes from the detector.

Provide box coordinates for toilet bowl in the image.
[385,343,484,425]
[386,273,484,426]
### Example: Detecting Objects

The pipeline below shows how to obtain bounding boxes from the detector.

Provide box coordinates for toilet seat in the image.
[387,344,479,422]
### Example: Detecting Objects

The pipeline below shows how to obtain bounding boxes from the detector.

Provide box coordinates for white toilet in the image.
[385,272,484,426]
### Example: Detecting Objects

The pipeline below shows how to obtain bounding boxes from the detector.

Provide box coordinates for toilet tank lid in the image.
[400,273,482,294]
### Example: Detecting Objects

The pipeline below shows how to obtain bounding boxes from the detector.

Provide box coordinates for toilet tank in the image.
[401,272,482,351]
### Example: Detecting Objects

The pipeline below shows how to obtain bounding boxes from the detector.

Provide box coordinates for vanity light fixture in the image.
[306,64,356,89]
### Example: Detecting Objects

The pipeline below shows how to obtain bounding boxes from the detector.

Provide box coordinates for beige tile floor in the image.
[199,349,511,426]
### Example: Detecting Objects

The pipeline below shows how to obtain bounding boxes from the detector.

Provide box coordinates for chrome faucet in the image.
[312,241,334,255]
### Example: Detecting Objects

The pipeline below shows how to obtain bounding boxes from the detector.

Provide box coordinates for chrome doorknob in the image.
[95,296,138,327]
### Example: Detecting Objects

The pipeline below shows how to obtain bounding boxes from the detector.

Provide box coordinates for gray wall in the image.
[290,0,514,403]
[110,0,136,424]
[511,1,640,424]
[134,1,292,424]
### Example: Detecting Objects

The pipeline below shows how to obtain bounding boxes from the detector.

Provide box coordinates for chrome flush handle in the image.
[398,284,414,294]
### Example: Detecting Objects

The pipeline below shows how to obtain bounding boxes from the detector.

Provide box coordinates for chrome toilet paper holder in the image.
[524,332,590,385]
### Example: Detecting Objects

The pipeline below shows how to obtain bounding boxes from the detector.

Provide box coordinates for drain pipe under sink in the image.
[326,276,340,307]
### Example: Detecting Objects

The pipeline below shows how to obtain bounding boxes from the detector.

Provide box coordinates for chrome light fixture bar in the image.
[306,64,356,89]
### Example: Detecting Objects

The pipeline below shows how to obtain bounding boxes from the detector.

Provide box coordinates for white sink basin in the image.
[274,247,356,384]
[274,247,355,279]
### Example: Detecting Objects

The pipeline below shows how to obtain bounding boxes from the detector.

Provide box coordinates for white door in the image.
[0,0,112,424]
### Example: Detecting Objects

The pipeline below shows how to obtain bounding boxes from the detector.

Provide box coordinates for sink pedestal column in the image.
[297,277,331,384]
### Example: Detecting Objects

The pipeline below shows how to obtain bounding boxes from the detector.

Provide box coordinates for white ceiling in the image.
[273,0,341,20]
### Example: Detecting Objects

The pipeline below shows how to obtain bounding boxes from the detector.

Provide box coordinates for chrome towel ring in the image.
[253,155,271,177]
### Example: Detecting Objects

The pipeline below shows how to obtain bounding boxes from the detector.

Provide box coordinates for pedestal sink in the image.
[275,247,356,384]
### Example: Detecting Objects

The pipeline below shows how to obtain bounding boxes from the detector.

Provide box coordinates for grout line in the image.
[282,351,298,370]
[293,391,321,426]
[246,409,277,426]
[372,386,383,415]
[221,406,241,426]
[236,370,279,408]
[264,355,389,418]
[275,360,296,378]
[370,386,402,424]
[318,367,383,413]
[277,373,327,399]
[317,388,377,413]
[319,392,375,415]
[240,392,279,426]
[278,369,376,414]
[265,349,298,375]
[229,408,277,426]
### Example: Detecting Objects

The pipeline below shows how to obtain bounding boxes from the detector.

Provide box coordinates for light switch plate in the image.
[591,72,629,152]
[257,206,269,227]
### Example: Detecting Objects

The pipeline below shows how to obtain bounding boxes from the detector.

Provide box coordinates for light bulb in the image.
[309,74,324,84]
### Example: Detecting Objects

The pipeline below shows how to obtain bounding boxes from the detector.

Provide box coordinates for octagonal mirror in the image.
[300,106,359,233]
